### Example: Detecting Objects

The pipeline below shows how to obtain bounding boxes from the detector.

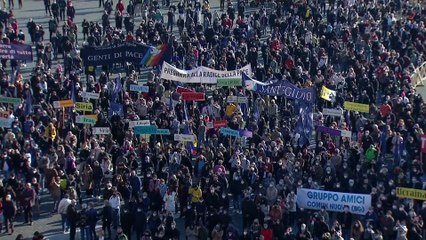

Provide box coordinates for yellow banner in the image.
[75,102,93,112]
[344,101,369,113]
[396,187,426,201]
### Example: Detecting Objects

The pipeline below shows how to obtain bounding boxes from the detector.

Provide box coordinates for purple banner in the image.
[316,126,341,136]
[239,130,253,138]
[0,43,33,61]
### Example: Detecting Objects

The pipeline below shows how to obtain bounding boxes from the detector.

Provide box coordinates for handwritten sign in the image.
[130,84,149,93]
[239,130,253,138]
[53,99,74,108]
[217,78,242,87]
[0,96,21,105]
[174,134,195,142]
[134,125,157,134]
[316,126,341,136]
[176,86,194,94]
[323,108,343,117]
[207,120,228,129]
[344,101,369,113]
[81,91,100,100]
[214,120,227,128]
[0,117,13,128]
[340,130,352,138]
[75,102,93,112]
[181,92,205,101]
[220,128,240,137]
[85,114,98,120]
[76,115,97,125]
[129,120,150,128]
[226,96,248,104]
[92,127,111,135]
[155,129,171,135]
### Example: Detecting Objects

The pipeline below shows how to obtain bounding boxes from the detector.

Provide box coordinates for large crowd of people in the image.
[0,0,426,239]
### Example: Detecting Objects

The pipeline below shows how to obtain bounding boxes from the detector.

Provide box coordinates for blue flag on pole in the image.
[294,100,313,147]
[25,89,32,116]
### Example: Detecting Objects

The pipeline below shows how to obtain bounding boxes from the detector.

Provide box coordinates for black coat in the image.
[2,200,16,218]
[67,204,78,226]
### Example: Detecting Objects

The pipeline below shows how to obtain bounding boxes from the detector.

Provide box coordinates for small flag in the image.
[140,44,170,66]
[320,85,336,102]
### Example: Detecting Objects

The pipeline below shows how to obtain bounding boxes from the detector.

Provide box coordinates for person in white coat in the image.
[163,190,177,216]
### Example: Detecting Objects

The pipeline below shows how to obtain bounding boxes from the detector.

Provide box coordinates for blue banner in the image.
[80,43,170,67]
[0,43,33,61]
[243,74,315,104]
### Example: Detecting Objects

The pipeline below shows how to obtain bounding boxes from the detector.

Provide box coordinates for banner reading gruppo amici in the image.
[243,73,316,104]
[0,43,33,61]
[80,43,171,67]
[297,188,372,215]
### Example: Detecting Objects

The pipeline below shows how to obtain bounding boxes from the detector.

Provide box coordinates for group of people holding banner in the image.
[2,0,426,239]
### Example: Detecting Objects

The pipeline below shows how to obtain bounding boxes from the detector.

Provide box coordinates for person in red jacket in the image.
[116,0,124,15]
[260,223,273,240]
[222,15,232,28]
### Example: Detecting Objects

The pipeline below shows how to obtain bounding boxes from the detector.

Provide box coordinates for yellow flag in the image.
[321,86,336,102]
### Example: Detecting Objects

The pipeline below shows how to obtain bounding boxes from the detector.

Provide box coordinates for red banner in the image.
[176,86,194,94]
[421,134,426,153]
[213,120,227,128]
[182,92,205,101]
